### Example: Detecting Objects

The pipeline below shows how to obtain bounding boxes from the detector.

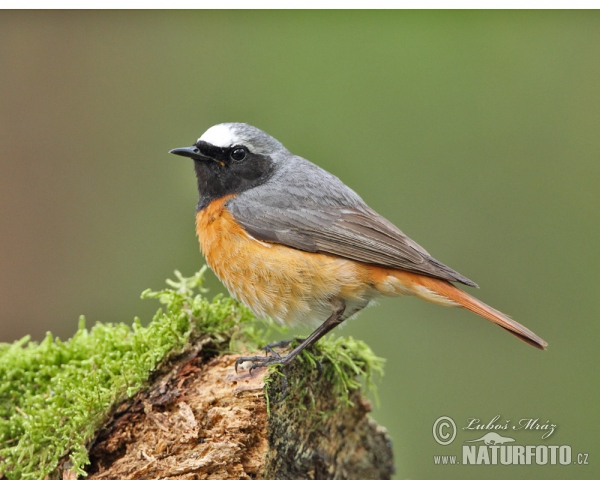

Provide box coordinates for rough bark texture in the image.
[83,350,394,480]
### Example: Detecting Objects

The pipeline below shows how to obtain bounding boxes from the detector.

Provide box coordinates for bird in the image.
[170,123,547,371]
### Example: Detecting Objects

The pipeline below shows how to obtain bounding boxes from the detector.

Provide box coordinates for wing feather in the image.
[226,157,478,287]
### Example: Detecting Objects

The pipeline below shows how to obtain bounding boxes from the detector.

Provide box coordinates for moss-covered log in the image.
[84,352,393,479]
[0,268,392,479]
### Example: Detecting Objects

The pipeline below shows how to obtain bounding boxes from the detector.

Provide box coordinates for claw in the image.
[235,339,303,374]
[234,354,285,374]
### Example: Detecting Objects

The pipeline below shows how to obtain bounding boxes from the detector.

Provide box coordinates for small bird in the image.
[170,123,547,370]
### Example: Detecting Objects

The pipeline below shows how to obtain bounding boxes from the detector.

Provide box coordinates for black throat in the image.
[193,143,275,211]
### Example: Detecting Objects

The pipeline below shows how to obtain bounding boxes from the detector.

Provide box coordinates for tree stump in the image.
[84,351,394,480]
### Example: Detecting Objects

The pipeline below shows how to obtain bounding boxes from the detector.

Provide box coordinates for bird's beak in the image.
[169,146,211,161]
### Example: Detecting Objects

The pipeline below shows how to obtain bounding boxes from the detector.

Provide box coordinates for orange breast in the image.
[195,196,373,326]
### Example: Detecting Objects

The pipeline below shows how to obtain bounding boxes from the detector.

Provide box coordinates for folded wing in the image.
[227,192,478,287]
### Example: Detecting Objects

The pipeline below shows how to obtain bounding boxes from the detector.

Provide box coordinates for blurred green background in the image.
[1,10,598,479]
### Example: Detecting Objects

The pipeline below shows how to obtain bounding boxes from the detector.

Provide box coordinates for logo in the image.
[431,415,589,467]
[432,416,456,446]
[465,432,515,445]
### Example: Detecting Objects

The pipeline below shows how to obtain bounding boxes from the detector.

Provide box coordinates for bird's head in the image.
[170,123,285,210]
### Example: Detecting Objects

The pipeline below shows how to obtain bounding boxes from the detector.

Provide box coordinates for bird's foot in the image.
[234,353,292,401]
[264,338,322,371]
[235,338,305,374]
[234,352,291,374]
[235,337,323,377]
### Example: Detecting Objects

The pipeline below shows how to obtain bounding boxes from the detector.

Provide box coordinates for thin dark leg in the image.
[235,300,346,373]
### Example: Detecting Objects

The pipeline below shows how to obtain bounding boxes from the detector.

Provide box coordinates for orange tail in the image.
[387,270,548,350]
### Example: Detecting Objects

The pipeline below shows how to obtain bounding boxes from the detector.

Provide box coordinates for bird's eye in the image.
[230,147,246,162]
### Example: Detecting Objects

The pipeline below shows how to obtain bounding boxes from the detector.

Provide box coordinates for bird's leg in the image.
[235,300,346,373]
[262,336,325,360]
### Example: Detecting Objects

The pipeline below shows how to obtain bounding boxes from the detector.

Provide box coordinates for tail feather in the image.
[446,285,547,350]
[391,271,548,350]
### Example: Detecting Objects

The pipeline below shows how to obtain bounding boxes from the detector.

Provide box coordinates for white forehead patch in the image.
[198,124,241,148]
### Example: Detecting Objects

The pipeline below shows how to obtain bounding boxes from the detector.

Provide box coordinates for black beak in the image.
[169,146,211,161]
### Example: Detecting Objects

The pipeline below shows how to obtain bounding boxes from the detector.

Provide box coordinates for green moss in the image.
[0,267,265,479]
[264,335,384,419]
[0,267,384,479]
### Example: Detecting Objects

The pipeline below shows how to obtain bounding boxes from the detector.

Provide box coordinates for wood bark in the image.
[81,347,394,480]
